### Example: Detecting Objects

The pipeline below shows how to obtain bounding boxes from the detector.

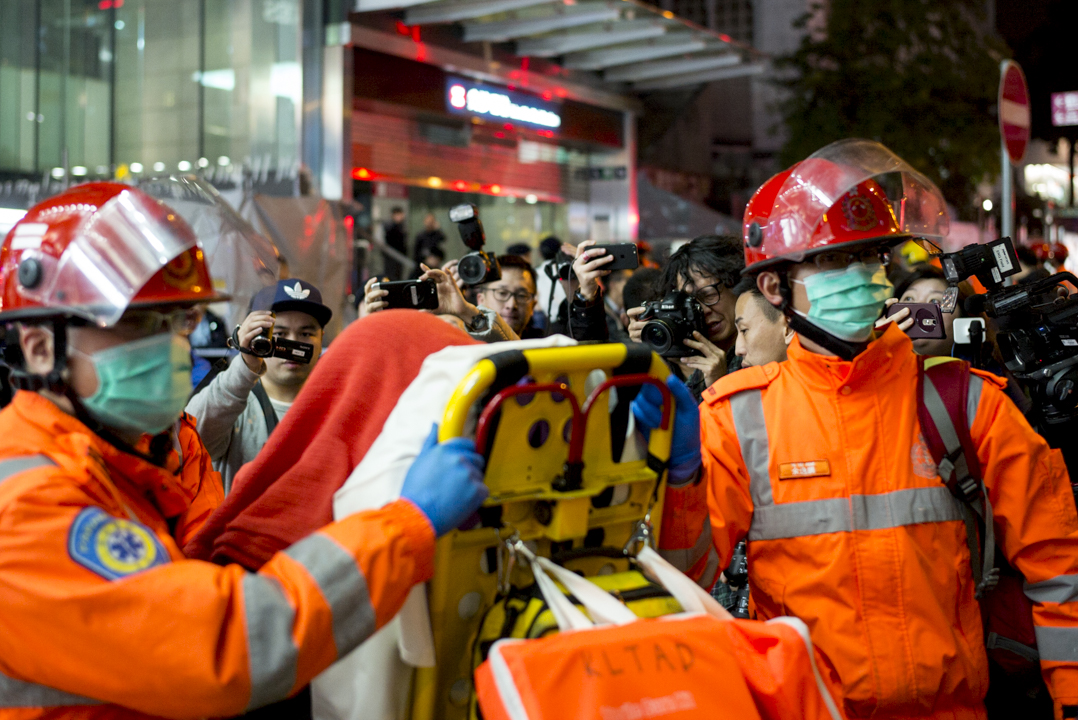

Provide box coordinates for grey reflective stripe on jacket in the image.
[1025,571,1078,661]
[0,670,101,708]
[243,532,377,711]
[0,454,55,487]
[730,388,973,543]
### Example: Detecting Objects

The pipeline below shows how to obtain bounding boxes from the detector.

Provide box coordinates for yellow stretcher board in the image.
[412,343,676,720]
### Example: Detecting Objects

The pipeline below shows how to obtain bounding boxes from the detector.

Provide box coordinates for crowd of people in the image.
[1,139,1078,720]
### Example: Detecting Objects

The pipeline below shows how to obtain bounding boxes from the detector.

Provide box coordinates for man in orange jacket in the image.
[0,183,489,719]
[699,140,1078,720]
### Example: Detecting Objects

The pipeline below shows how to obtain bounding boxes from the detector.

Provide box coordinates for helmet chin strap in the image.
[776,274,865,362]
[7,319,169,467]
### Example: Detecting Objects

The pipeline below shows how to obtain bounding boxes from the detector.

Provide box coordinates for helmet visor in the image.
[19,189,197,326]
[138,175,280,329]
[762,138,949,264]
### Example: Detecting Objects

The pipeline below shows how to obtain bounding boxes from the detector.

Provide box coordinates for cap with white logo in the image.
[250,279,332,327]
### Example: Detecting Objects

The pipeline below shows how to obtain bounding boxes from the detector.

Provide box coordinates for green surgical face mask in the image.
[793,263,894,342]
[75,333,192,435]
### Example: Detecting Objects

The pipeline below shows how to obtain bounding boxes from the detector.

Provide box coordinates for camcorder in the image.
[450,203,501,286]
[638,290,706,358]
[231,326,315,364]
[936,236,1078,425]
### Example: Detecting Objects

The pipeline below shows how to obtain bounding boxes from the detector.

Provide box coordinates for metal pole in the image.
[1069,136,1075,208]
[1002,135,1013,241]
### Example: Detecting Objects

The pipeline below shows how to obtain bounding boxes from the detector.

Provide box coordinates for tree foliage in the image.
[776,0,1009,220]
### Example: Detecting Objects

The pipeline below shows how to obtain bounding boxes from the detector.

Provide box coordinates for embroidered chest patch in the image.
[911,432,939,479]
[68,507,171,581]
[779,460,831,479]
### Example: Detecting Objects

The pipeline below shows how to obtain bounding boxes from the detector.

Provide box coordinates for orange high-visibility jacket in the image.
[170,412,225,550]
[0,391,435,720]
[701,325,1078,720]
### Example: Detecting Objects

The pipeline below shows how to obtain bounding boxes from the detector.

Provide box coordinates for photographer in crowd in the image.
[186,279,331,493]
[474,254,543,338]
[361,265,517,342]
[698,140,1078,720]
[627,235,744,397]
[362,240,612,342]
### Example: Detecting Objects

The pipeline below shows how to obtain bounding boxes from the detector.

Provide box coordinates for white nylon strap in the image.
[636,546,733,620]
[534,556,638,626]
[528,556,594,631]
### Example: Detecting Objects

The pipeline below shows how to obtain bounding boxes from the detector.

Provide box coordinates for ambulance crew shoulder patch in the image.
[67,507,170,581]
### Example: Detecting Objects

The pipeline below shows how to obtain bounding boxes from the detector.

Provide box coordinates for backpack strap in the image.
[190,357,230,399]
[917,357,999,598]
[251,381,280,437]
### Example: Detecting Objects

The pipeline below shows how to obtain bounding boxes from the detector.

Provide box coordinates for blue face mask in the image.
[794,263,894,342]
[75,333,192,436]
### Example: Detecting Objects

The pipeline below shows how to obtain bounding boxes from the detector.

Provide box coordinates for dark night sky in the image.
[996,0,1078,140]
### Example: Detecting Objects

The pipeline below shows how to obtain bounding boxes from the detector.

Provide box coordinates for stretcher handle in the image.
[474,382,584,462]
[440,344,670,442]
[581,374,672,431]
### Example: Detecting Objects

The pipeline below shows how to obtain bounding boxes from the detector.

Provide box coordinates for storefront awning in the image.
[353,0,764,92]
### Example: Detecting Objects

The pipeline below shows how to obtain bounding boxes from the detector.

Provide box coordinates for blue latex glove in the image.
[401,424,489,537]
[631,375,701,475]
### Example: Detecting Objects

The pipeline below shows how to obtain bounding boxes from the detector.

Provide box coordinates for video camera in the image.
[229,326,315,364]
[936,236,1078,422]
[450,203,501,286]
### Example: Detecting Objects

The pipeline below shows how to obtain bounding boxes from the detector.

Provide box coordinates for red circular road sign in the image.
[999,60,1031,164]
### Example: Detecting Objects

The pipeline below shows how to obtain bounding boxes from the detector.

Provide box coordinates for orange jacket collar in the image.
[7,391,192,517]
[786,323,915,391]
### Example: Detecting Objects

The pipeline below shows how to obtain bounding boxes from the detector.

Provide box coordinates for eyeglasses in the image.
[115,308,202,337]
[691,283,724,308]
[811,247,892,271]
[486,288,536,305]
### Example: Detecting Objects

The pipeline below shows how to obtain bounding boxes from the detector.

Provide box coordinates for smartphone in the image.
[377,279,439,310]
[598,243,640,271]
[885,302,946,339]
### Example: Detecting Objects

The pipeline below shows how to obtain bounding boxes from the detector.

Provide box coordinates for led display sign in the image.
[446,78,561,129]
[1052,91,1078,127]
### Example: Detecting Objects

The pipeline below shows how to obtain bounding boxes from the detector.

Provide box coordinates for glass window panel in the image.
[0,1,40,172]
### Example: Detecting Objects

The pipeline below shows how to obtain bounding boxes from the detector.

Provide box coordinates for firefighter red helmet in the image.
[1051,243,1069,264]
[0,182,226,327]
[742,139,949,272]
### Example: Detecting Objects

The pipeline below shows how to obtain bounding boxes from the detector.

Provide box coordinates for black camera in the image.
[233,326,315,364]
[963,272,1078,419]
[638,290,706,358]
[450,203,501,286]
[938,237,1078,421]
[938,236,1020,305]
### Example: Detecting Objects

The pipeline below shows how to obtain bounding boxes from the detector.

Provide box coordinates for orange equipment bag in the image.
[474,545,845,720]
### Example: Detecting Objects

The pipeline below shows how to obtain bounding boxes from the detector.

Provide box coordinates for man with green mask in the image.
[0,183,491,718]
[692,140,1078,720]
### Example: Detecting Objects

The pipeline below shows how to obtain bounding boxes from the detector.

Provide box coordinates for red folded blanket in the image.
[184,311,478,568]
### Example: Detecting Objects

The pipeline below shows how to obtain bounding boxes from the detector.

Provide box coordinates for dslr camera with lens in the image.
[637,290,706,358]
[450,203,501,286]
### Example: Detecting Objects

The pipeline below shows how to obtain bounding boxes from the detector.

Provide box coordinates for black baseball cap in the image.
[251,279,333,327]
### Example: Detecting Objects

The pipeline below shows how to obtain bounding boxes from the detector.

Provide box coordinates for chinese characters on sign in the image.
[1052,92,1078,128]
[446,78,561,129]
